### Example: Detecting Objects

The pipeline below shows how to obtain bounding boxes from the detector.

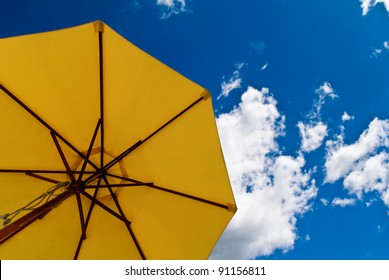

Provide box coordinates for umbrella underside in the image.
[0,21,236,259]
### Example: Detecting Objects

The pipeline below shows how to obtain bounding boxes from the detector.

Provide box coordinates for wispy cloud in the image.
[332,197,356,207]
[320,198,329,206]
[310,82,338,120]
[360,0,389,15]
[156,0,187,19]
[370,41,389,58]
[212,87,317,259]
[297,82,338,154]
[325,118,389,206]
[342,112,354,122]
[218,63,246,99]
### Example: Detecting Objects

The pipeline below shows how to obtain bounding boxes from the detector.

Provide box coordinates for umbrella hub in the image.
[70,181,86,192]
[71,148,127,199]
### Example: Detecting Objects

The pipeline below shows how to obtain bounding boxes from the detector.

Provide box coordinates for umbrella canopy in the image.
[0,21,236,260]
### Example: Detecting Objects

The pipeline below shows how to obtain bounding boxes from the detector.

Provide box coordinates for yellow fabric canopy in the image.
[0,21,236,259]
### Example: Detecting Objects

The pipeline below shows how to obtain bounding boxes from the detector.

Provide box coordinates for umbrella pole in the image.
[0,188,75,244]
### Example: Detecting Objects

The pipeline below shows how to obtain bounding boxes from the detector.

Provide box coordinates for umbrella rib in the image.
[142,96,204,144]
[105,173,229,210]
[0,84,100,171]
[148,184,229,210]
[84,96,205,183]
[0,169,95,174]
[101,176,146,260]
[114,96,204,165]
[98,28,105,169]
[105,173,145,183]
[84,182,154,189]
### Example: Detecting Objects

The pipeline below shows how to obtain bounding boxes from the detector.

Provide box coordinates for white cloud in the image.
[156,0,187,19]
[342,112,354,122]
[218,63,246,99]
[343,152,389,204]
[297,82,338,153]
[261,63,269,71]
[370,42,389,58]
[332,197,356,207]
[325,118,389,206]
[325,118,389,183]
[298,121,328,153]
[371,48,384,58]
[219,75,241,99]
[211,87,317,259]
[310,82,338,120]
[361,0,373,15]
[320,82,335,95]
[320,198,329,206]
[360,0,389,15]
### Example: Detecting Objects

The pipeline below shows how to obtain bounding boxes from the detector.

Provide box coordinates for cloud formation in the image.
[360,0,389,15]
[325,118,389,206]
[218,63,245,99]
[211,87,317,259]
[342,112,354,122]
[310,82,338,120]
[297,82,338,153]
[156,0,187,19]
[332,197,356,207]
[298,121,328,153]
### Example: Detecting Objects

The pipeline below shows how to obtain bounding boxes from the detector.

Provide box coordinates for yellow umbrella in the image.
[0,21,236,260]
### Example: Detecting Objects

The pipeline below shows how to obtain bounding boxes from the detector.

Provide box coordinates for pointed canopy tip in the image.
[93,20,105,33]
[201,90,211,100]
[227,203,237,213]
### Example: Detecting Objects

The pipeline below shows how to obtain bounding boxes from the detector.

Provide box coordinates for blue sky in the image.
[1,0,388,260]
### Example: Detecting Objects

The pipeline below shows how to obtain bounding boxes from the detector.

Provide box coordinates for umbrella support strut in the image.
[104,177,146,259]
[74,184,100,260]
[80,188,146,259]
